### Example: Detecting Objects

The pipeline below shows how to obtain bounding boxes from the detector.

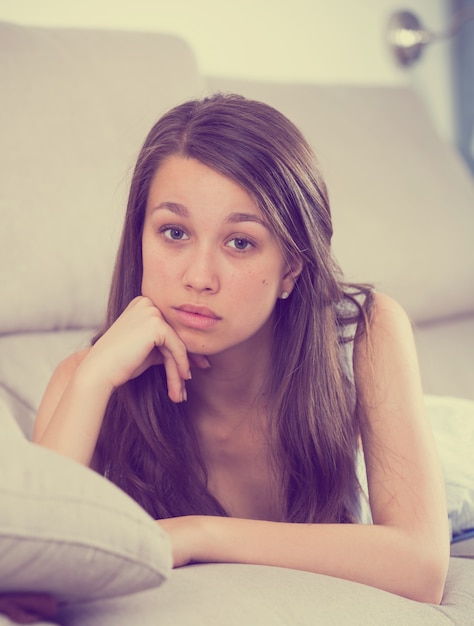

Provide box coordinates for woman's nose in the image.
[182,246,220,293]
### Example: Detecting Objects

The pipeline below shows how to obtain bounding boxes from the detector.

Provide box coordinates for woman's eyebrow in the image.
[225,212,267,227]
[151,202,189,216]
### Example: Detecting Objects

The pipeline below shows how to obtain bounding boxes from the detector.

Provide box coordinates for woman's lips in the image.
[173,305,221,330]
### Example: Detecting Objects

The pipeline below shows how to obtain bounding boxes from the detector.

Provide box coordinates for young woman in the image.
[34,93,449,603]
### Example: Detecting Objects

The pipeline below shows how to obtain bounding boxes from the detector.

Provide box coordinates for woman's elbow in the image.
[407,544,450,604]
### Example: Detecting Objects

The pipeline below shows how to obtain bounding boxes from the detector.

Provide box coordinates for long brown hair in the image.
[96,93,372,523]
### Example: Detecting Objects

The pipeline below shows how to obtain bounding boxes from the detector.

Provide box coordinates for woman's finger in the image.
[189,353,211,370]
[160,346,187,403]
[148,313,192,383]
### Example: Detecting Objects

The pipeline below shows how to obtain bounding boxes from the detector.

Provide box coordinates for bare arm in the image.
[33,296,200,466]
[33,348,106,467]
[158,293,450,603]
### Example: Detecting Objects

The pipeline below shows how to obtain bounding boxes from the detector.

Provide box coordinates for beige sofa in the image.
[0,21,473,625]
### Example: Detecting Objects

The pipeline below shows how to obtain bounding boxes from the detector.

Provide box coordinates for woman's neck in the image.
[186,324,273,430]
[188,350,268,421]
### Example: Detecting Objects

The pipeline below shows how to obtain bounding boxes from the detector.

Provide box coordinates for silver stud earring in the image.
[280,291,290,300]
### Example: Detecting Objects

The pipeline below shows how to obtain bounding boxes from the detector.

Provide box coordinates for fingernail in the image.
[182,388,187,402]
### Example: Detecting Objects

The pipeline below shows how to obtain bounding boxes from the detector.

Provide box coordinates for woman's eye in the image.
[227,237,253,251]
[161,227,189,241]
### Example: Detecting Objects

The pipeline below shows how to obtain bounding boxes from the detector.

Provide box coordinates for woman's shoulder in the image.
[353,291,418,394]
[360,291,413,339]
[370,291,410,318]
[338,290,411,384]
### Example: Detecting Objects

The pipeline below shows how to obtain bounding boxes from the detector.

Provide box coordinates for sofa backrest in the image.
[0,21,204,333]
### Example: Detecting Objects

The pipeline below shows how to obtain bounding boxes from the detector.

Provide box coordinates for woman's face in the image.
[141,156,298,358]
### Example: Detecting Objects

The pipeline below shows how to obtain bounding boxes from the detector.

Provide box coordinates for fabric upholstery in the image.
[55,560,474,625]
[414,315,474,400]
[0,414,172,603]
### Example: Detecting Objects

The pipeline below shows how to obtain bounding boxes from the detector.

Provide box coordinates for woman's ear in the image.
[281,256,304,297]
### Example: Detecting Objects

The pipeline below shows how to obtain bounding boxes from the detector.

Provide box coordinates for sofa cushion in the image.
[450,536,474,558]
[426,394,474,541]
[0,414,172,603]
[57,560,473,626]
[0,21,204,334]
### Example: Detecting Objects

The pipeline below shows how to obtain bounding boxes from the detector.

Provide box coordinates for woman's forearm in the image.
[33,360,113,467]
[161,515,449,604]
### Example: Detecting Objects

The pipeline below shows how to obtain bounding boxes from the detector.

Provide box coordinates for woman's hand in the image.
[83,296,208,403]
[34,296,209,465]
